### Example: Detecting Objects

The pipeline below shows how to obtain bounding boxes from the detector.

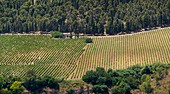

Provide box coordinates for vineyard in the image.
[70,28,170,79]
[0,28,170,80]
[0,35,86,79]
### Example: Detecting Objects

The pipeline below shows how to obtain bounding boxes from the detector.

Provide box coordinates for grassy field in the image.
[0,28,170,80]
[70,28,170,79]
[0,35,86,79]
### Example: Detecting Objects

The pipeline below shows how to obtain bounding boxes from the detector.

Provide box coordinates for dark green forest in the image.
[0,0,170,35]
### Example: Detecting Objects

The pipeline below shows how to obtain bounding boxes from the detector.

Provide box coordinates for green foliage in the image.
[82,70,98,85]
[0,73,61,94]
[112,82,131,94]
[0,75,5,89]
[85,38,93,43]
[128,65,143,78]
[42,76,59,89]
[97,77,106,85]
[10,81,25,94]
[93,85,109,94]
[83,63,169,94]
[55,77,64,83]
[141,74,149,82]
[123,76,140,89]
[96,67,106,77]
[139,75,153,93]
[23,70,39,92]
[67,88,75,94]
[119,82,131,93]
[128,65,143,74]
[141,65,152,74]
[152,63,169,80]
[1,88,12,94]
[139,81,152,93]
[24,71,60,92]
[112,87,122,94]
[51,31,64,38]
[0,0,169,34]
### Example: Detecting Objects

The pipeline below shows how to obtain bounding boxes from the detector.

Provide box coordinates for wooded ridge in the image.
[0,0,170,35]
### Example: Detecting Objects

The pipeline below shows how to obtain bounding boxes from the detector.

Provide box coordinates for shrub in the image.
[97,77,106,85]
[67,88,75,94]
[112,82,131,94]
[139,76,153,93]
[85,38,93,43]
[141,65,152,74]
[10,81,25,94]
[82,70,99,85]
[139,81,152,93]
[112,87,121,94]
[1,88,12,94]
[93,85,109,94]
[51,31,64,38]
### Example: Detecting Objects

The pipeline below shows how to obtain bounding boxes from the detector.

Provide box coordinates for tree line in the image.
[0,63,169,94]
[0,0,170,35]
[0,70,62,94]
[82,63,170,94]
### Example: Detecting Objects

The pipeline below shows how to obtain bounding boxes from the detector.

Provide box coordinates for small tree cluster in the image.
[51,31,65,38]
[93,85,109,94]
[85,38,93,43]
[82,63,169,94]
[0,70,62,94]
[24,70,60,93]
[139,75,152,93]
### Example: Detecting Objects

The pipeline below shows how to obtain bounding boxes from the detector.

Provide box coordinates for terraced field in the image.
[0,28,169,80]
[70,28,170,79]
[0,35,86,79]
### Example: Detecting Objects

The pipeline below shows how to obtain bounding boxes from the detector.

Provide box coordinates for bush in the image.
[82,70,99,85]
[141,65,152,74]
[1,88,12,94]
[93,85,109,94]
[97,77,106,85]
[112,82,131,94]
[85,38,93,43]
[51,31,64,38]
[139,81,152,93]
[139,76,153,93]
[67,88,75,94]
[112,87,121,94]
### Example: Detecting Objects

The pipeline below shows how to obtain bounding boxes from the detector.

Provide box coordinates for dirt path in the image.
[67,44,90,80]
[87,27,170,39]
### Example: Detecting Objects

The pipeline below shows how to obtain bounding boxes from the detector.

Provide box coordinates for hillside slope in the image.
[0,28,169,80]
[70,28,170,79]
[0,35,86,79]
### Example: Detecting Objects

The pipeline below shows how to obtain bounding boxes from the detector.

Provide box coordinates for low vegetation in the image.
[82,63,170,94]
[51,31,64,38]
[0,70,61,94]
[85,38,93,43]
